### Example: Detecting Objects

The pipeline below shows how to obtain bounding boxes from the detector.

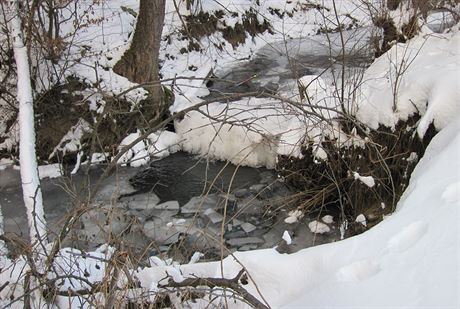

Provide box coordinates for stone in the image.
[241,222,257,233]
[123,192,161,210]
[219,193,236,202]
[249,184,265,193]
[226,237,264,247]
[217,199,237,215]
[237,197,264,215]
[181,195,219,214]
[275,240,293,254]
[78,205,131,244]
[204,224,222,238]
[234,188,250,198]
[204,208,224,224]
[238,244,259,251]
[126,210,146,224]
[259,171,276,184]
[142,211,200,245]
[257,186,274,199]
[95,173,138,202]
[224,230,247,239]
[158,246,170,252]
[154,200,180,210]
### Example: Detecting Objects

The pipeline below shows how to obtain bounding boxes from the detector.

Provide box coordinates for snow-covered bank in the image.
[0,0,372,163]
[175,24,460,168]
[137,113,460,308]
[356,25,460,137]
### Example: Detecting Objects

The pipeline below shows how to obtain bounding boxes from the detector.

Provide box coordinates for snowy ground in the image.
[119,4,460,307]
[136,112,460,308]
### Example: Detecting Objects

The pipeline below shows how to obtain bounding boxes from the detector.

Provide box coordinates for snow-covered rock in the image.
[308,220,331,234]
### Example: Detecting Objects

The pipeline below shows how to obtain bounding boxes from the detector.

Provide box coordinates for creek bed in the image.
[0,152,340,262]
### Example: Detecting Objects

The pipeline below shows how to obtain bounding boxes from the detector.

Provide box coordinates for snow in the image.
[117,131,150,167]
[441,182,460,204]
[353,171,376,188]
[70,151,83,174]
[308,220,331,234]
[406,151,418,162]
[426,10,458,33]
[282,230,292,245]
[322,215,334,224]
[336,259,381,283]
[0,158,14,171]
[135,113,460,308]
[0,0,389,167]
[284,209,303,224]
[50,119,92,159]
[147,130,181,158]
[188,252,204,264]
[38,163,62,179]
[159,1,377,167]
[89,152,110,164]
[1,1,460,307]
[117,130,181,167]
[298,75,327,101]
[172,22,459,168]
[356,25,460,137]
[355,214,367,227]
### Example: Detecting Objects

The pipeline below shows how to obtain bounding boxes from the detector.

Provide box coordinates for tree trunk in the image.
[114,0,165,101]
[10,0,47,245]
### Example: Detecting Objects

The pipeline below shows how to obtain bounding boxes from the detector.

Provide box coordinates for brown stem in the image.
[160,269,270,309]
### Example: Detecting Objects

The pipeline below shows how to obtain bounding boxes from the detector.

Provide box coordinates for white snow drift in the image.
[136,111,460,308]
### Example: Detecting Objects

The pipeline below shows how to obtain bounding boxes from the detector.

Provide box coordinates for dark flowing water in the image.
[205,29,373,99]
[129,152,266,205]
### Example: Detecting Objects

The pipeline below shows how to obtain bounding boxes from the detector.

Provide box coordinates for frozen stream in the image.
[0,30,375,260]
[0,152,340,261]
[206,28,372,99]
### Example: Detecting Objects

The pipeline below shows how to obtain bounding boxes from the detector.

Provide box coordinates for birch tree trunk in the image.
[10,1,47,245]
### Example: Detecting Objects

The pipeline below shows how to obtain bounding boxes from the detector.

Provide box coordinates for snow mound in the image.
[356,26,460,137]
[117,130,181,167]
[136,114,460,308]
